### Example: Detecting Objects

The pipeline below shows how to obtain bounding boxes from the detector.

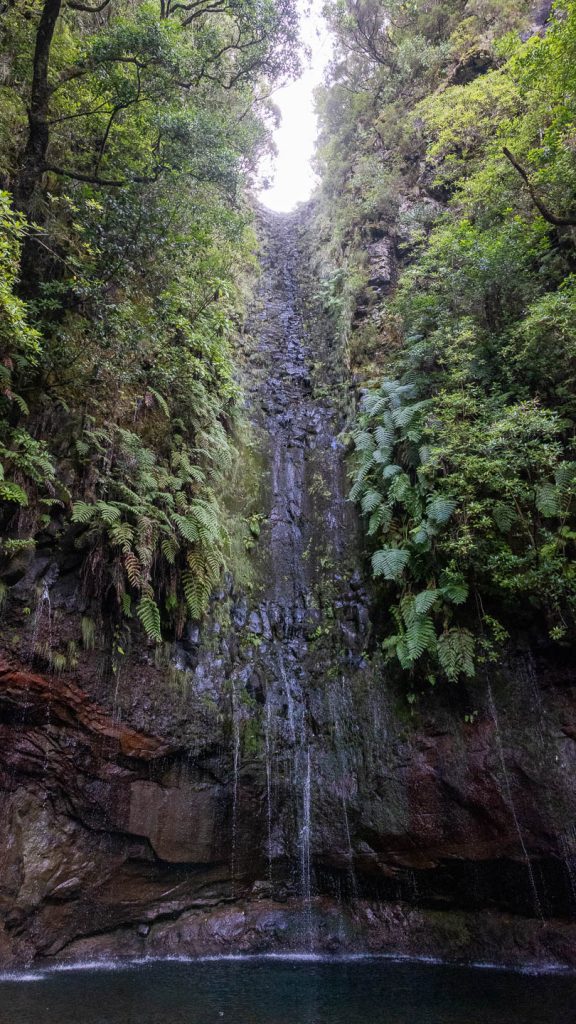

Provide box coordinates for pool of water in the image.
[0,955,575,1024]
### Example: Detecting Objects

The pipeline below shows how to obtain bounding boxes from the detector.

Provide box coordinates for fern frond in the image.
[95,500,122,525]
[182,568,211,619]
[0,481,28,505]
[361,489,383,515]
[412,589,440,619]
[441,577,468,605]
[426,494,456,525]
[437,628,475,681]
[161,537,179,564]
[372,546,410,581]
[536,484,560,518]
[71,501,95,524]
[109,521,134,552]
[172,513,199,543]
[137,596,162,642]
[368,504,392,536]
[405,615,437,662]
[493,503,516,532]
[124,551,142,588]
[147,388,170,417]
[353,430,375,453]
[374,425,395,449]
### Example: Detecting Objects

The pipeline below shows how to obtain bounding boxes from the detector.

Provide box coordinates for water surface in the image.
[0,956,575,1024]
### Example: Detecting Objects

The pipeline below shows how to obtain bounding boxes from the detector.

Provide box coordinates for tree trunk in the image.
[14,0,62,294]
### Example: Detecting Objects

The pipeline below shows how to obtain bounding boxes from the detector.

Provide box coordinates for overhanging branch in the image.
[503,146,576,228]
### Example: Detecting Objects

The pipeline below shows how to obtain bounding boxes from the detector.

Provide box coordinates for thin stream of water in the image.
[486,681,543,919]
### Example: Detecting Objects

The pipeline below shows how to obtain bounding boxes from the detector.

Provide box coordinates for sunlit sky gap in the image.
[258,0,333,212]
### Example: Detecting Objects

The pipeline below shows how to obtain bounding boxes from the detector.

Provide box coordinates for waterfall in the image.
[486,681,543,919]
[264,699,274,887]
[299,745,313,949]
[230,678,241,897]
[28,580,52,663]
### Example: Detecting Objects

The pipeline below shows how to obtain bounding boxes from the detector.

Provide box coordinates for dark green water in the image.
[0,956,575,1024]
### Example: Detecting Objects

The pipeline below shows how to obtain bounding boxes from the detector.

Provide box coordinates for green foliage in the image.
[0,0,298,640]
[322,0,576,686]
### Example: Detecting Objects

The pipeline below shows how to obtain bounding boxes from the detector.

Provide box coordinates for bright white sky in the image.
[258,0,333,212]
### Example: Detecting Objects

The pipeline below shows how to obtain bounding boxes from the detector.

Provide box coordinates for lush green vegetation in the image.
[317,0,576,683]
[0,0,298,642]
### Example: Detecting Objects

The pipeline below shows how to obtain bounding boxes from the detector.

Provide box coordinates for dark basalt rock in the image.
[1,210,576,969]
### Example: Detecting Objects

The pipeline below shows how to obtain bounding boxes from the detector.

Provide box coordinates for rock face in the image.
[0,210,576,967]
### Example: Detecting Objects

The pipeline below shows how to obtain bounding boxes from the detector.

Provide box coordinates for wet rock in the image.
[1,211,576,969]
[127,778,222,863]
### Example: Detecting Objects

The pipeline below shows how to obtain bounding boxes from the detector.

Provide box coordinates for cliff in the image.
[0,211,575,968]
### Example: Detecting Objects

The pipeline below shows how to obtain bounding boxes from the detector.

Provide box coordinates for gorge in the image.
[1,0,576,1017]
[1,209,576,973]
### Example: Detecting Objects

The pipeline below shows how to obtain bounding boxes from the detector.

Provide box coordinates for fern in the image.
[147,388,170,417]
[368,504,392,535]
[124,551,142,588]
[493,502,516,532]
[182,568,210,619]
[437,628,475,681]
[71,501,95,524]
[161,537,178,564]
[555,462,576,489]
[353,429,376,453]
[361,489,383,514]
[441,577,468,605]
[374,424,395,449]
[405,615,437,662]
[426,494,456,525]
[412,589,440,619]
[189,499,220,542]
[372,546,410,580]
[9,392,30,416]
[109,521,134,551]
[137,596,162,643]
[536,484,560,518]
[0,481,28,505]
[172,513,199,543]
[95,500,122,525]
